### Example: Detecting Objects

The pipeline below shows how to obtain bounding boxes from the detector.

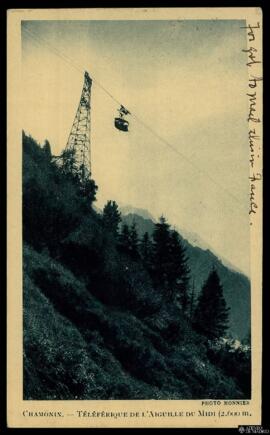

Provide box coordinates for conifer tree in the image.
[150,218,191,310]
[193,269,230,339]
[129,222,139,259]
[43,139,52,161]
[118,222,139,259]
[81,178,98,204]
[151,216,172,295]
[102,200,121,236]
[140,232,153,271]
[189,279,195,321]
[118,223,131,254]
[168,230,190,312]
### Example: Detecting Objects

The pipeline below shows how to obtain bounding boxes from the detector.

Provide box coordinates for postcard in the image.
[7,7,263,428]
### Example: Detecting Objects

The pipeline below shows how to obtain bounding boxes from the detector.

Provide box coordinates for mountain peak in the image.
[119,205,156,222]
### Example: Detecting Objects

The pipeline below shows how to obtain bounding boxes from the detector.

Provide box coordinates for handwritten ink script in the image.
[241,22,262,222]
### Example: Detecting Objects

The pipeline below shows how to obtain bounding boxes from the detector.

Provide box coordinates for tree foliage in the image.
[150,218,190,311]
[43,139,52,161]
[102,200,121,235]
[129,222,139,259]
[193,269,230,339]
[167,230,190,312]
[118,222,140,259]
[118,223,131,254]
[151,216,172,294]
[140,232,153,271]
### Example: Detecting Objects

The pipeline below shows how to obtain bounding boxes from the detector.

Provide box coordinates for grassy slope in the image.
[24,245,242,400]
[23,134,248,400]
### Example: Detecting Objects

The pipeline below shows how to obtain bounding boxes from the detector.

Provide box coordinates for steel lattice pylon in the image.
[62,71,92,183]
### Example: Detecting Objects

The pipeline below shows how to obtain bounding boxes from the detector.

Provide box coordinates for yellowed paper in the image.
[7,7,263,428]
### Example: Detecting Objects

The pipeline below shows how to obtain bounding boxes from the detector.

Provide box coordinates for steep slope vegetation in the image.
[23,133,250,400]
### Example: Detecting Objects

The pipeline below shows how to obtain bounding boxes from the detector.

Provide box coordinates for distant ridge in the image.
[120,205,156,222]
[120,206,248,277]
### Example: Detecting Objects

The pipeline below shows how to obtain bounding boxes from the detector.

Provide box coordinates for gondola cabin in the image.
[114,117,129,132]
[114,105,130,132]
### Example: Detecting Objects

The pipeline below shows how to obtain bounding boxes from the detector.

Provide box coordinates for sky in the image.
[21,19,250,276]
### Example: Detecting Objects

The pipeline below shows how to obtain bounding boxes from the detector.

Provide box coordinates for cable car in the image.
[114,117,129,132]
[115,105,130,132]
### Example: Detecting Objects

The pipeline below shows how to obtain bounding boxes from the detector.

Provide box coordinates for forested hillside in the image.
[121,212,250,340]
[23,133,251,400]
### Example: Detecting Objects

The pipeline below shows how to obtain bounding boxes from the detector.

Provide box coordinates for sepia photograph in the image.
[7,7,262,428]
